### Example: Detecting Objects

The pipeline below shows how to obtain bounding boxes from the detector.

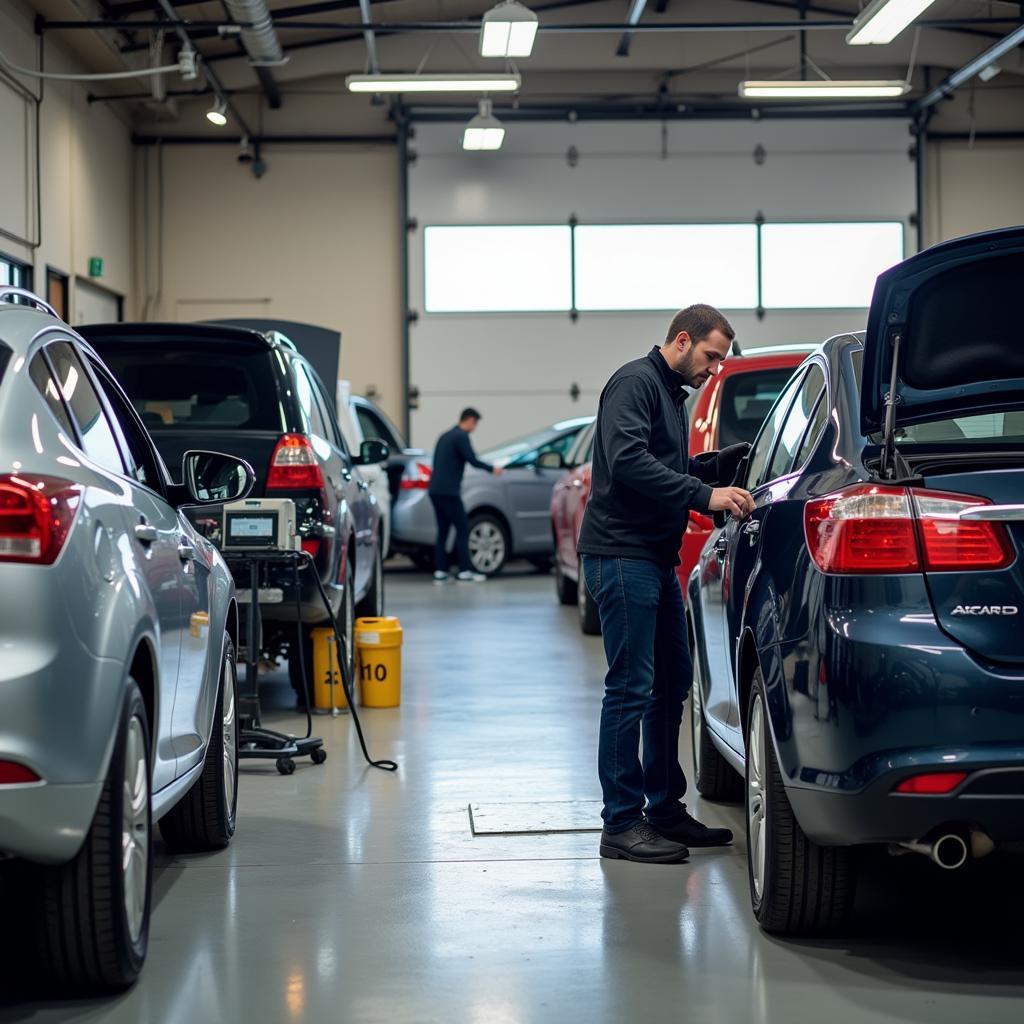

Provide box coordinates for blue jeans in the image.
[583,555,693,834]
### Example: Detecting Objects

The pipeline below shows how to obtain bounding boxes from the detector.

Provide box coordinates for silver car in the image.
[0,289,253,992]
[392,416,594,575]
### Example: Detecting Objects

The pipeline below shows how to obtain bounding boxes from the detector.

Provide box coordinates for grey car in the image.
[0,289,253,992]
[392,417,594,575]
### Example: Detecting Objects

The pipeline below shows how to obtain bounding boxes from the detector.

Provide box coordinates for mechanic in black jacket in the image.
[578,304,755,864]
[428,408,503,582]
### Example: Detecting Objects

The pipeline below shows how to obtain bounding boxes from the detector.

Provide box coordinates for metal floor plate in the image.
[468,800,603,836]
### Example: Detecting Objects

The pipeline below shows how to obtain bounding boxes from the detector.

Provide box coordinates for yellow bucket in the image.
[355,617,403,708]
[311,626,349,710]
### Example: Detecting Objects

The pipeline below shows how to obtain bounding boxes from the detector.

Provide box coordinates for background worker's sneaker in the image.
[599,822,689,863]
[433,571,449,583]
[456,571,487,582]
[648,806,733,847]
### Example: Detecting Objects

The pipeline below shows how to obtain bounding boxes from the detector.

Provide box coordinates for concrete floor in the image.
[3,567,1024,1023]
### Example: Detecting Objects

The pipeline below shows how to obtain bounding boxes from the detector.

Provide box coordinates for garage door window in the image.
[761,222,904,309]
[424,226,573,312]
[574,224,758,311]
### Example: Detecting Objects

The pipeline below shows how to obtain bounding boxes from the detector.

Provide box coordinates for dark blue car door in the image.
[720,364,828,743]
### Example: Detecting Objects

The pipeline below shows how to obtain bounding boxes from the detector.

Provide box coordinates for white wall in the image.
[408,120,916,448]
[928,140,1024,245]
[146,144,402,425]
[0,0,134,318]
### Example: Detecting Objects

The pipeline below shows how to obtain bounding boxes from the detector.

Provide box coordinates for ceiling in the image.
[27,0,1024,136]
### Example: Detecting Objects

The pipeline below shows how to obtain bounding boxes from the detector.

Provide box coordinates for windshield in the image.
[852,349,1024,445]
[717,367,800,447]
[481,422,590,468]
[98,343,285,432]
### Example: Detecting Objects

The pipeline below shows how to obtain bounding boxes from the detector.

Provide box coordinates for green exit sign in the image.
[88,257,103,278]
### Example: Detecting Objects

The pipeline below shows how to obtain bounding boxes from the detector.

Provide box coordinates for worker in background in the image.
[429,407,503,583]
[578,305,755,864]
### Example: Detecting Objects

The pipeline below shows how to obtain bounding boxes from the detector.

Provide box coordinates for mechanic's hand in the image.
[709,486,756,520]
[716,442,751,485]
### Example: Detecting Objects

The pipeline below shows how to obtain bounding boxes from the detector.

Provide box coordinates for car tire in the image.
[577,556,601,635]
[555,557,577,605]
[746,668,855,935]
[356,545,385,619]
[690,632,743,802]
[468,512,509,576]
[35,680,151,993]
[160,634,239,853]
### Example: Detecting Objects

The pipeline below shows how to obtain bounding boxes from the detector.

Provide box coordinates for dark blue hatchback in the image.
[688,226,1024,935]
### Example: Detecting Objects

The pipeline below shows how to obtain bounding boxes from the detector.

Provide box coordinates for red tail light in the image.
[400,461,433,490]
[894,771,968,795]
[267,434,325,491]
[0,474,80,565]
[913,490,1014,571]
[804,485,1013,575]
[0,761,41,784]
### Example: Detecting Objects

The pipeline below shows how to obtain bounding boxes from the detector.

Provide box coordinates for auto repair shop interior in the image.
[1,0,1024,1021]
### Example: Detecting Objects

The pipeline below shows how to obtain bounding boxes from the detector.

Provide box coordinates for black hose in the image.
[300,551,398,772]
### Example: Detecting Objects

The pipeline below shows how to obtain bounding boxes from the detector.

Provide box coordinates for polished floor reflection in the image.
[3,567,1024,1022]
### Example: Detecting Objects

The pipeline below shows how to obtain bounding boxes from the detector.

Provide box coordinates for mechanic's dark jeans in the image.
[430,494,472,574]
[583,555,693,834]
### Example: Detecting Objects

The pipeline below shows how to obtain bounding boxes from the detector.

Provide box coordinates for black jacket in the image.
[577,347,722,566]
[428,426,493,497]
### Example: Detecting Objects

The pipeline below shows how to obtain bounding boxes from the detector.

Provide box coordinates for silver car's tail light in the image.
[804,483,1014,574]
[0,761,41,784]
[0,474,81,565]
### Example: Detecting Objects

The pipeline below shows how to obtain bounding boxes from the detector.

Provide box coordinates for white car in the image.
[335,380,391,556]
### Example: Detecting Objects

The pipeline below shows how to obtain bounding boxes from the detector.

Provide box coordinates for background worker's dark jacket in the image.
[428,426,493,497]
[578,347,722,566]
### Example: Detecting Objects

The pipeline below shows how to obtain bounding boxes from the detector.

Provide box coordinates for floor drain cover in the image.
[468,801,603,836]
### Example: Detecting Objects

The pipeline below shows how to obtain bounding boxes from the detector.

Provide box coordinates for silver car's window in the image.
[46,342,126,475]
[29,351,76,436]
[294,361,329,442]
[747,369,806,489]
[766,364,825,482]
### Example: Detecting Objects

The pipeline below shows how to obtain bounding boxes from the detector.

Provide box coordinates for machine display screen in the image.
[225,512,278,547]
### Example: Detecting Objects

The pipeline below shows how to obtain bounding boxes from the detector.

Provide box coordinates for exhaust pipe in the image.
[892,829,992,869]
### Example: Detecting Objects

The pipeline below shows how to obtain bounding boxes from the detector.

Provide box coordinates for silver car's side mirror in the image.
[181,451,255,506]
[357,439,390,465]
[537,451,566,470]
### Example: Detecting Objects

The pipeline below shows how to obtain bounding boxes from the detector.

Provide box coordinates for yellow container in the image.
[355,617,403,708]
[311,626,349,710]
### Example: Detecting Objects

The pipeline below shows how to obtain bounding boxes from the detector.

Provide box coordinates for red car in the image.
[550,346,814,634]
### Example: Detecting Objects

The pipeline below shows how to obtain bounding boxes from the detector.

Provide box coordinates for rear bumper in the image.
[0,781,104,864]
[788,758,1024,846]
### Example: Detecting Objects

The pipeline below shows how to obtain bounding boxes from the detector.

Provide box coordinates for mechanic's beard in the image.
[677,350,704,388]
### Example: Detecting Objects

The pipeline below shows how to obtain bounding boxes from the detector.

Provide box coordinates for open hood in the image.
[861,226,1024,436]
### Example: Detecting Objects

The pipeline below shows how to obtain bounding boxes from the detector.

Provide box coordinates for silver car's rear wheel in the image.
[222,655,237,813]
[468,514,508,575]
[746,694,767,901]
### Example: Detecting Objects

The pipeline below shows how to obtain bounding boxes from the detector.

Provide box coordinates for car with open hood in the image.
[687,226,1024,935]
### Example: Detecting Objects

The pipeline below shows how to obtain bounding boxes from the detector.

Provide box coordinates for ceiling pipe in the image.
[914,24,1024,112]
[616,0,648,58]
[357,0,381,74]
[222,0,286,65]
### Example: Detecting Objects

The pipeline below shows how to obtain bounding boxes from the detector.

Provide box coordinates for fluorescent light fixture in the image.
[978,62,1002,83]
[847,0,938,46]
[480,1,539,59]
[206,99,228,125]
[739,80,910,99]
[347,73,521,93]
[462,99,505,151]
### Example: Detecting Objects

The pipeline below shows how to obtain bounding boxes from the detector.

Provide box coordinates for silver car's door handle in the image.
[134,522,158,545]
[714,534,728,562]
[178,540,196,562]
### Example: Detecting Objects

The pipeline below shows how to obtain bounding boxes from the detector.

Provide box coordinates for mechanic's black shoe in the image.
[648,806,733,848]
[599,822,690,863]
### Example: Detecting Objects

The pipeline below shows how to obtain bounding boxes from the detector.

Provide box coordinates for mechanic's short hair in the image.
[460,407,482,422]
[666,304,735,344]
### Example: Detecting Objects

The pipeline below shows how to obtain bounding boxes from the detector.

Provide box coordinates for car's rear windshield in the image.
[99,343,284,431]
[717,368,799,447]
[851,349,1024,445]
